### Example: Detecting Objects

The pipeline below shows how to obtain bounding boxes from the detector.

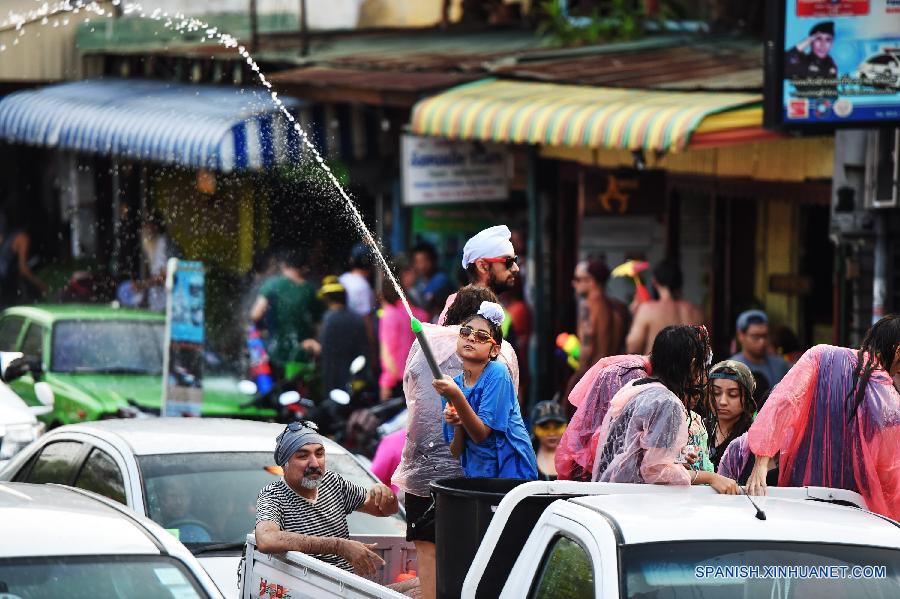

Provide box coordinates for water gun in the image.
[247,324,274,395]
[410,317,442,380]
[611,260,652,304]
[556,333,581,370]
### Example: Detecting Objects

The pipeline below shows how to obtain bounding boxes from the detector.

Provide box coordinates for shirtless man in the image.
[625,260,704,355]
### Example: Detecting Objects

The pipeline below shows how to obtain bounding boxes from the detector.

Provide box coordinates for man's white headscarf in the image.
[461,225,515,269]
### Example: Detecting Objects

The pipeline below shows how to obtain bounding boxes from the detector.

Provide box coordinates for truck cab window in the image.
[529,534,595,599]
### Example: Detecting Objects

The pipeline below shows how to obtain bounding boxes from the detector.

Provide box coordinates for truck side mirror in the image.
[1,351,27,383]
[34,382,55,408]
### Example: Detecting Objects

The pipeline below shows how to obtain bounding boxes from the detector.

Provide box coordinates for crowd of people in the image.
[250,222,899,599]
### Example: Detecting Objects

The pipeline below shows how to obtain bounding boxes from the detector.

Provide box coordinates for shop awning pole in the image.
[527,146,545,411]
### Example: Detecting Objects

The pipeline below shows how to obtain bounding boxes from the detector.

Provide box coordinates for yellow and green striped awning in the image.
[410,79,762,153]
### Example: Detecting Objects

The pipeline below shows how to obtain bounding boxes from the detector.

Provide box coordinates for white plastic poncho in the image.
[391,322,519,497]
[591,380,691,485]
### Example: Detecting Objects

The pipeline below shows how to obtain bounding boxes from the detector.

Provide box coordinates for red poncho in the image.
[748,344,900,520]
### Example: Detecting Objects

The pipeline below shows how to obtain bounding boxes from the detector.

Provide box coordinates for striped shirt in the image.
[256,472,367,571]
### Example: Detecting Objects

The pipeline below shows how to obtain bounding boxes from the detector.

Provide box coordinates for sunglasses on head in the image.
[482,255,518,270]
[284,420,318,434]
[459,326,496,345]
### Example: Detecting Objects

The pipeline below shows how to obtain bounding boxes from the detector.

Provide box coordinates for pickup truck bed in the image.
[241,534,415,599]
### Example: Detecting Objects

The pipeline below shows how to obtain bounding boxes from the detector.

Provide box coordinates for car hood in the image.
[50,373,275,418]
[51,374,163,410]
[197,555,241,599]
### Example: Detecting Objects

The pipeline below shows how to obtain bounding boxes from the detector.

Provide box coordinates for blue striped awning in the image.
[0,78,305,172]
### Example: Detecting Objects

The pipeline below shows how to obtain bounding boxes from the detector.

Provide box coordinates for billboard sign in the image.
[402,134,509,205]
[161,259,205,418]
[765,0,900,129]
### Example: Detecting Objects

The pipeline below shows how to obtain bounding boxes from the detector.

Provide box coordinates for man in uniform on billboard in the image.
[785,21,839,96]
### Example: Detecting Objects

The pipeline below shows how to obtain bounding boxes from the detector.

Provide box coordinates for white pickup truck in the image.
[240,481,900,599]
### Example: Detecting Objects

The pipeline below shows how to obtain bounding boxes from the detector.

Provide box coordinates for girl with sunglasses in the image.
[433,301,538,480]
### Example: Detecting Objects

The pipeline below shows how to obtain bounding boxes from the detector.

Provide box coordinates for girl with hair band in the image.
[433,301,538,480]
[746,315,900,520]
[591,325,739,494]
[706,360,757,471]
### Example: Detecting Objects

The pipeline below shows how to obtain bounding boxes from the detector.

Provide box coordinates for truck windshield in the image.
[0,555,209,598]
[621,541,899,598]
[138,451,407,553]
[52,320,164,374]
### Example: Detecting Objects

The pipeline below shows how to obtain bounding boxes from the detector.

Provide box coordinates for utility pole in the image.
[299,0,309,57]
[249,0,259,51]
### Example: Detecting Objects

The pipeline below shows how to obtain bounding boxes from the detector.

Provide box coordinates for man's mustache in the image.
[303,467,323,477]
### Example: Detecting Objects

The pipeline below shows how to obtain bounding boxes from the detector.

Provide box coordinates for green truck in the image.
[0,305,275,425]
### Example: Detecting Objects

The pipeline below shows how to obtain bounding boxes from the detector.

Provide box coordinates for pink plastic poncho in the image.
[591,380,691,485]
[748,344,900,520]
[391,322,520,498]
[556,355,650,481]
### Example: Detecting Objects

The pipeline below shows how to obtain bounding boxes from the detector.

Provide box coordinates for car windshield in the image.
[52,320,164,374]
[138,451,406,552]
[622,540,900,598]
[0,555,209,598]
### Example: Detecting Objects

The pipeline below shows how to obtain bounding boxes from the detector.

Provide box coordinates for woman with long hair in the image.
[746,315,900,519]
[591,325,739,494]
[706,360,757,471]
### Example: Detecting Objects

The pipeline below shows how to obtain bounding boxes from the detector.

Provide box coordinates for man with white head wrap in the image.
[437,225,520,329]
[255,421,400,577]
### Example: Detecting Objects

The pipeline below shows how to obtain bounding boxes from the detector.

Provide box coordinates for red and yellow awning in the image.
[410,79,764,153]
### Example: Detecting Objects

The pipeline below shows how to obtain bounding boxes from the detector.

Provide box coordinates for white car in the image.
[858,52,900,88]
[0,481,223,598]
[0,418,410,597]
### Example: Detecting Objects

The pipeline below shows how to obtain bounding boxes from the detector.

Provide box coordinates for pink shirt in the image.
[379,301,429,391]
[371,428,406,494]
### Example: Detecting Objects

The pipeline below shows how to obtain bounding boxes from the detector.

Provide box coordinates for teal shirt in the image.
[259,276,323,365]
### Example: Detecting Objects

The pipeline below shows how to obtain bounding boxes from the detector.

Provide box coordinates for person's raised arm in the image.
[255,521,385,577]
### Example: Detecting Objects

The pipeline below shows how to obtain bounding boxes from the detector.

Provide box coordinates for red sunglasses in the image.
[482,255,518,270]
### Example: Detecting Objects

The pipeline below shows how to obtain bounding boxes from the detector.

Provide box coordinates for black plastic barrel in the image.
[432,477,576,599]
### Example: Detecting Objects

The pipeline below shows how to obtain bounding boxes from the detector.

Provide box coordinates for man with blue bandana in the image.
[254,421,399,577]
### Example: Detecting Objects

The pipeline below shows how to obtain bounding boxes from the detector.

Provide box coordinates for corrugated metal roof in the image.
[490,39,762,92]
[268,66,479,107]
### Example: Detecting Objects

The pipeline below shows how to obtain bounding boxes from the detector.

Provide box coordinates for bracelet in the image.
[691,469,700,484]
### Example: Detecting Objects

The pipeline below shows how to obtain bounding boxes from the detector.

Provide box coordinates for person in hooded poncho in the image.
[746,315,900,520]
[591,325,739,494]
[556,354,650,481]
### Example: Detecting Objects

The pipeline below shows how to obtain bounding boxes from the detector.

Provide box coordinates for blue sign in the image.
[163,259,205,418]
[767,0,900,128]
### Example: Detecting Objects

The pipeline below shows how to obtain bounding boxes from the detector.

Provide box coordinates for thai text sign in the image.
[402,135,509,205]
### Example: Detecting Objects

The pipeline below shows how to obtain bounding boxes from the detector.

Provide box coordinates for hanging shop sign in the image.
[402,134,509,205]
[765,0,900,129]
[161,259,205,418]
[582,169,666,217]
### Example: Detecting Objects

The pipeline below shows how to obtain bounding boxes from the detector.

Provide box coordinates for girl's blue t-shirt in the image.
[442,361,538,480]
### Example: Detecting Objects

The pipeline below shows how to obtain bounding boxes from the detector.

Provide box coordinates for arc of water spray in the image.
[1,0,415,321]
